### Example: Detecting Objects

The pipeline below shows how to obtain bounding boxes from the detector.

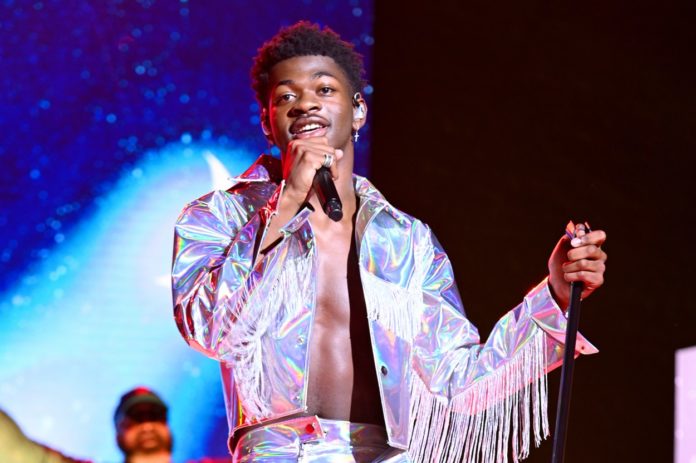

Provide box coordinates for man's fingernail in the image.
[571,237,582,247]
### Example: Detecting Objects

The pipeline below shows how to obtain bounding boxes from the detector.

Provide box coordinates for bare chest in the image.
[305,229,383,424]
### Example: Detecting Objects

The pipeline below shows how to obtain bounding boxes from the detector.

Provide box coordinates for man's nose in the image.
[290,92,321,115]
[139,420,156,430]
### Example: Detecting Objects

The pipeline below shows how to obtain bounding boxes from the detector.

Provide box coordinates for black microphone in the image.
[312,167,343,221]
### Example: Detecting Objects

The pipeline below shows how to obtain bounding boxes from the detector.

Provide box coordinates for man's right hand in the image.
[281,137,343,207]
[259,138,343,253]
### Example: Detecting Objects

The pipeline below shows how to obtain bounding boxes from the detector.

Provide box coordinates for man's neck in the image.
[125,452,171,463]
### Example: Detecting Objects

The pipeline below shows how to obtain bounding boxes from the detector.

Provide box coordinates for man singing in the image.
[171,21,607,462]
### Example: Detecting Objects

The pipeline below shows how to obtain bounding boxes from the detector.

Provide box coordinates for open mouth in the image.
[290,118,329,139]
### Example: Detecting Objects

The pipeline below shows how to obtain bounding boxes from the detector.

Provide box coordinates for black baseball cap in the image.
[114,386,168,427]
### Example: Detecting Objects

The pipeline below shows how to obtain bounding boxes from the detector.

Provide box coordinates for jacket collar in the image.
[232,154,283,185]
[236,154,409,231]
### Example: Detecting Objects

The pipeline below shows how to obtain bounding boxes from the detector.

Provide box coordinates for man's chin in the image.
[136,434,169,452]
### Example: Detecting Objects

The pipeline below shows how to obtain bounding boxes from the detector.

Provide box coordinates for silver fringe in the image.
[224,254,313,421]
[407,330,549,463]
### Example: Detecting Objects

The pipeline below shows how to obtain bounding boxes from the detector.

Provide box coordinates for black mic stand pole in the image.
[551,223,587,463]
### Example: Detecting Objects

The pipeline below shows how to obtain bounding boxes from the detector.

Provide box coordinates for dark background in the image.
[372,1,695,462]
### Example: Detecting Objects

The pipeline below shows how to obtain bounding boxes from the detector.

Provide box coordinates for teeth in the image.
[298,123,322,133]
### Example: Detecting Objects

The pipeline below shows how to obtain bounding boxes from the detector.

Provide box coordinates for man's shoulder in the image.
[184,458,231,463]
[211,153,282,200]
[356,176,423,222]
[180,155,281,217]
[355,175,430,243]
[178,181,277,219]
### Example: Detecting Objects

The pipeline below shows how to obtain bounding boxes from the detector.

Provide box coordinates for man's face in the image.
[264,55,360,158]
[117,403,172,457]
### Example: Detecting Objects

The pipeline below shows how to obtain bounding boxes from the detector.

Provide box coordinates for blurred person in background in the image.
[114,387,173,463]
[113,387,229,463]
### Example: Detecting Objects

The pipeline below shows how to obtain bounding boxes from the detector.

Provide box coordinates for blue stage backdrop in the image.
[0,1,373,460]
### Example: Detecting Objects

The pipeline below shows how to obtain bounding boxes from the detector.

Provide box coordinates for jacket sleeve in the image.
[172,186,297,361]
[407,225,597,463]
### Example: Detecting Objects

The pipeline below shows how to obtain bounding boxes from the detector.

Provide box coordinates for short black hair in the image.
[251,21,366,109]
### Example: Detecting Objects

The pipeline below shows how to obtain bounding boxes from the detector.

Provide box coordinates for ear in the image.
[352,93,368,130]
[260,108,274,141]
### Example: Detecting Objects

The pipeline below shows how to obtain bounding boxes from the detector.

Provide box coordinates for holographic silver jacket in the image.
[172,155,596,463]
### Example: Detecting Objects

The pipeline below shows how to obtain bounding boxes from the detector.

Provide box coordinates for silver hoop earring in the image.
[352,92,362,107]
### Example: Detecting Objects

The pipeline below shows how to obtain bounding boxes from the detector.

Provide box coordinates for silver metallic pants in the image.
[232,416,412,462]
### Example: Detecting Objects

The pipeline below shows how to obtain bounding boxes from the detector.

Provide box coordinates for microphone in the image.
[312,167,343,221]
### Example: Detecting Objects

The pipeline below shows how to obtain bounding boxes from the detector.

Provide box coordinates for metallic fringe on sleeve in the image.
[361,269,422,342]
[360,237,433,342]
[224,254,313,422]
[408,329,549,463]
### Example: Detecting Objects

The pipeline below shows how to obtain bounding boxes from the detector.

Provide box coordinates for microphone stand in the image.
[551,224,587,463]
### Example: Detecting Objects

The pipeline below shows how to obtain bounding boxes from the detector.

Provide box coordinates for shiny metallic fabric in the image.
[172,155,597,462]
[233,416,410,462]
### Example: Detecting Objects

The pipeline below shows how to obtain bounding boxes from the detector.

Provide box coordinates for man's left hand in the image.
[548,227,608,310]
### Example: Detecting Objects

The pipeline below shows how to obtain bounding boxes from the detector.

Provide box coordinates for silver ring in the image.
[322,153,334,168]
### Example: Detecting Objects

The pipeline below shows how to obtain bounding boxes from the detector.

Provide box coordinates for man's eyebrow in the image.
[276,71,339,88]
[312,71,338,80]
